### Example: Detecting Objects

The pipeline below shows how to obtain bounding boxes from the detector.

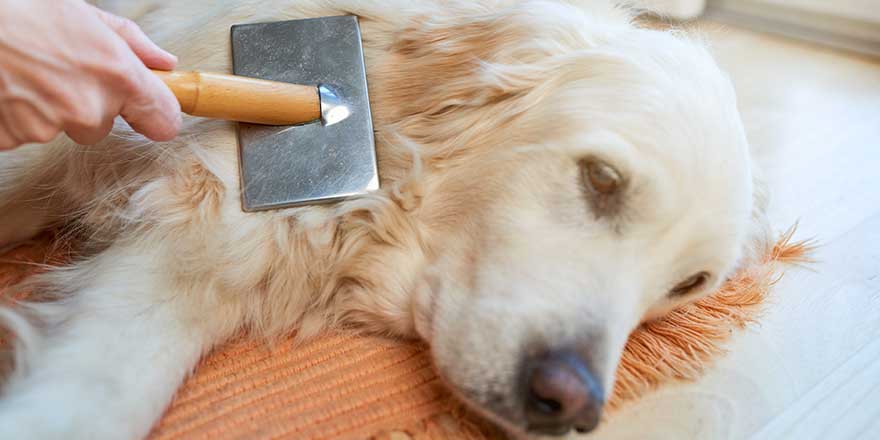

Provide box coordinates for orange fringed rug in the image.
[0,231,809,440]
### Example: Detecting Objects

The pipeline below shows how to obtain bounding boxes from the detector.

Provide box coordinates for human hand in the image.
[0,0,182,150]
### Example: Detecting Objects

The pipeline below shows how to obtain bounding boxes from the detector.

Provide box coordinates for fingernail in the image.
[155,44,178,65]
[166,52,179,66]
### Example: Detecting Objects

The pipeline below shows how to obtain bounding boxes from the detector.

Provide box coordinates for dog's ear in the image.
[376,1,621,117]
[371,1,632,126]
[379,13,532,121]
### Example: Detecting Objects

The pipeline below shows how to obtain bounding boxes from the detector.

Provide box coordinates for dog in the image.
[0,0,768,438]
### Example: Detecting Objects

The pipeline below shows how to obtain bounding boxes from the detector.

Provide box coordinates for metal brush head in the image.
[231,16,378,211]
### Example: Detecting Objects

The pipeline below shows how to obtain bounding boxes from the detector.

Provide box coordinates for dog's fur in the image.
[0,0,766,438]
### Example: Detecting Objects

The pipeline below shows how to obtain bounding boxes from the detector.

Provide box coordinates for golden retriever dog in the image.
[0,0,767,438]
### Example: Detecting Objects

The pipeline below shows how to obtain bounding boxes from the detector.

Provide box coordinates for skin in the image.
[0,0,181,150]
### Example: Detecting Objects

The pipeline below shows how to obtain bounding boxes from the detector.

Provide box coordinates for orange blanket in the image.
[0,231,808,439]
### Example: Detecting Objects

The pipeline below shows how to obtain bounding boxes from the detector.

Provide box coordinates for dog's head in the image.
[362,1,760,437]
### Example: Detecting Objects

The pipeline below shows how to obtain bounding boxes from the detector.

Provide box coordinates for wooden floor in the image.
[592,22,880,440]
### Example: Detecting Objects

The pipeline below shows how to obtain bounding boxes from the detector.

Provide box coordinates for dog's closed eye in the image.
[579,158,625,217]
[669,271,710,297]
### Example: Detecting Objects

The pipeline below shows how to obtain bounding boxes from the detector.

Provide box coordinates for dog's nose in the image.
[524,350,604,435]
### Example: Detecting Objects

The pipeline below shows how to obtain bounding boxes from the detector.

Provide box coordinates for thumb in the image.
[89,5,178,70]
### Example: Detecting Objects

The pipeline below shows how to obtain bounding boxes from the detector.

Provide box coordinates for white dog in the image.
[0,0,766,438]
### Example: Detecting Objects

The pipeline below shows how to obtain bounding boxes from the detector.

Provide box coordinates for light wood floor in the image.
[591,22,880,440]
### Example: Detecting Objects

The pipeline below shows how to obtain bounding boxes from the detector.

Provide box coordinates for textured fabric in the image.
[0,231,808,439]
[149,334,498,440]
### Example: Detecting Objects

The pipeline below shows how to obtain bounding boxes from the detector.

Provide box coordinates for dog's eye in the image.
[669,271,710,297]
[579,158,625,218]
[581,159,622,195]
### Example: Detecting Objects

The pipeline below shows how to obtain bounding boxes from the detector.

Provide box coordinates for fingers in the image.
[88,5,182,141]
[0,100,59,149]
[0,2,181,149]
[119,64,182,142]
[89,5,177,70]
[0,122,17,151]
[64,117,115,146]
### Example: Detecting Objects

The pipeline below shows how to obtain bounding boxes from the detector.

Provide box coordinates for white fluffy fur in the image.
[0,1,763,438]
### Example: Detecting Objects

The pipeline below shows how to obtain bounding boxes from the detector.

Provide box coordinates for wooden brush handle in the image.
[151,70,321,125]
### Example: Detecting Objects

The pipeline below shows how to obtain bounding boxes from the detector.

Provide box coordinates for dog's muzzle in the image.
[522,350,605,435]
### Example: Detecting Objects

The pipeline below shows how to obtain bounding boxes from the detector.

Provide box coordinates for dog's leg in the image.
[0,145,67,250]
[0,241,231,440]
[0,203,52,252]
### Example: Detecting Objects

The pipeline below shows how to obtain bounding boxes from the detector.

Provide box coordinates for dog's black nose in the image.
[524,350,604,435]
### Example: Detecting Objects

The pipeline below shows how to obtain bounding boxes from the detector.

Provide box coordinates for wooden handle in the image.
[151,70,320,125]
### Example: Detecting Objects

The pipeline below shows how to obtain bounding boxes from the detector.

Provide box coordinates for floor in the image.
[592,22,880,440]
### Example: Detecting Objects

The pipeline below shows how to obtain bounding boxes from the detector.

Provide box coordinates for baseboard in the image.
[705,0,880,58]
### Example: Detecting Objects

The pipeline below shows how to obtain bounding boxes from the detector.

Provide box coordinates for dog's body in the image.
[0,1,766,438]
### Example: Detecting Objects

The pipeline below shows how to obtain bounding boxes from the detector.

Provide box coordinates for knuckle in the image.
[120,17,141,33]
[71,108,104,129]
[103,11,130,30]
[106,62,140,94]
[56,91,105,128]
[112,16,143,38]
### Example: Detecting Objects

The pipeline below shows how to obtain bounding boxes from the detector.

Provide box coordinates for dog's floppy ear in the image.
[381,11,531,121]
[373,1,631,124]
